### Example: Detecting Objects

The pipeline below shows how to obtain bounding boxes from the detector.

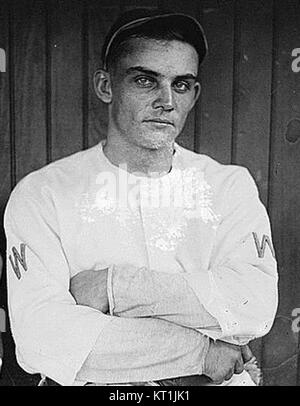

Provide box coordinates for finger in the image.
[224,368,234,381]
[241,345,253,363]
[209,373,225,385]
[234,357,244,375]
[212,378,224,385]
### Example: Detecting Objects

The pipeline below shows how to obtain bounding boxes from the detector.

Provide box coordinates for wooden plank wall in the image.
[0,0,299,386]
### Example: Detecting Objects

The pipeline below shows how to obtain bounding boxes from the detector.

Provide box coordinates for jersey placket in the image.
[139,176,183,274]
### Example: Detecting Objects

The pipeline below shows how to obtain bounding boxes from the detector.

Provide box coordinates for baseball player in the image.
[4,9,278,386]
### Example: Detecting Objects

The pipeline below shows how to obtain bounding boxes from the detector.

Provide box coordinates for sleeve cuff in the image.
[182,270,239,339]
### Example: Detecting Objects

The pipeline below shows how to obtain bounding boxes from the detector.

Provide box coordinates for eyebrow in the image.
[125,66,197,81]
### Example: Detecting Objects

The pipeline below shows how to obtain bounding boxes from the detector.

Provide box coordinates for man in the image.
[4,9,278,386]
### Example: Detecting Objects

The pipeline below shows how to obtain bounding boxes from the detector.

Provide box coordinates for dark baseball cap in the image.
[102,8,208,69]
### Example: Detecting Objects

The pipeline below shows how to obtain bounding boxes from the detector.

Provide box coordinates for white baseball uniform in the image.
[4,140,278,385]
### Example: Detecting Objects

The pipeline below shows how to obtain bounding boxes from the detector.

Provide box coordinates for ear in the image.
[190,81,201,110]
[93,69,113,104]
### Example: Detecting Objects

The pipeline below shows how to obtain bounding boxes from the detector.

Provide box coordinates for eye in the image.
[173,81,191,93]
[135,76,155,88]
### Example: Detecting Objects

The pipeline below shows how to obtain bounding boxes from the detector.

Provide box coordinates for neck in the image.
[103,134,175,176]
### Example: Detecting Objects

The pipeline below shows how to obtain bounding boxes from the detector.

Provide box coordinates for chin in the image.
[139,131,176,150]
[142,139,173,151]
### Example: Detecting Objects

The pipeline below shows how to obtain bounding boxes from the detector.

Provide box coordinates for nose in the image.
[152,84,175,112]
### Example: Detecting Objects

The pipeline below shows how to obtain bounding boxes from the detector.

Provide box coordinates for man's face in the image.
[108,38,200,150]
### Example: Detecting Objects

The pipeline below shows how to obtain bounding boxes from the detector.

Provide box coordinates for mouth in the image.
[143,119,174,127]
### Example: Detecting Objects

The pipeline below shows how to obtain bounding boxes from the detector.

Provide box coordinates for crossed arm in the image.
[4,168,278,385]
[4,177,241,385]
[72,168,278,383]
[71,266,247,384]
[71,166,279,345]
[70,266,220,330]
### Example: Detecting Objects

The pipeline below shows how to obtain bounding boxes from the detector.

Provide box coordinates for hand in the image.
[203,339,244,384]
[70,269,109,313]
[241,345,261,385]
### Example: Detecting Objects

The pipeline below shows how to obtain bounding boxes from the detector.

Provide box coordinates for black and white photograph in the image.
[0,0,299,388]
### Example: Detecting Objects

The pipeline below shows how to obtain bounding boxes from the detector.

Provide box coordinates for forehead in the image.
[117,38,199,78]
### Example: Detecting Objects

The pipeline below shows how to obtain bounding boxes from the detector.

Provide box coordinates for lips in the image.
[144,119,174,126]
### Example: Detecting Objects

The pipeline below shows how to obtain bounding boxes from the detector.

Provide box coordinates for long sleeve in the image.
[183,167,278,344]
[5,174,209,385]
[181,168,278,343]
[77,316,209,384]
[4,176,109,385]
[107,168,278,345]
[107,264,219,330]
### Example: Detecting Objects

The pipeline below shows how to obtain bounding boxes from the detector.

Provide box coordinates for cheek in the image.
[174,97,196,132]
[177,96,195,117]
[112,96,148,131]
[111,92,131,120]
[121,93,150,120]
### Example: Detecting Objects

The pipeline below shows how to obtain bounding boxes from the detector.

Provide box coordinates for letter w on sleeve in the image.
[182,168,278,344]
[9,243,27,280]
[4,174,111,386]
